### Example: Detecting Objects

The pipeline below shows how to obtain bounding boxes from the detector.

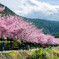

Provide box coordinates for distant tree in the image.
[53,33,59,38]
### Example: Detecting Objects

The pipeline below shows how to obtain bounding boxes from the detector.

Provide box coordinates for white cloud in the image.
[0,0,59,21]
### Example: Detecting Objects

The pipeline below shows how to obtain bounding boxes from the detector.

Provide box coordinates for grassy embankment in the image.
[0,47,59,59]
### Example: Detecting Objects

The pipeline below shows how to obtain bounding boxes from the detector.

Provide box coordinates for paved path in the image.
[0,48,39,53]
[0,47,59,53]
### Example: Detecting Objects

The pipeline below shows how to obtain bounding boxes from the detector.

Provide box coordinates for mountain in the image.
[24,18,59,38]
[0,4,16,15]
[23,18,59,34]
[0,4,59,37]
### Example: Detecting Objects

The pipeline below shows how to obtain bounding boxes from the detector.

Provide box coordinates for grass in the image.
[0,50,32,59]
[31,48,59,59]
[0,47,59,59]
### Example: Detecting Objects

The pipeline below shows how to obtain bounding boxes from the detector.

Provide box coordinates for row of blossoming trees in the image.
[0,6,59,45]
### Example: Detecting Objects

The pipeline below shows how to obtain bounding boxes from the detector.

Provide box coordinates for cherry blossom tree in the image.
[0,6,5,12]
[0,6,59,45]
[0,15,59,45]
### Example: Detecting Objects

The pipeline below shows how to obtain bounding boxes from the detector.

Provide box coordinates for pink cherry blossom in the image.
[0,6,5,12]
[0,15,59,45]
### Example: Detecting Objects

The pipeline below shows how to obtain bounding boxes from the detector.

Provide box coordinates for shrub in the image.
[32,48,59,59]
[0,41,20,50]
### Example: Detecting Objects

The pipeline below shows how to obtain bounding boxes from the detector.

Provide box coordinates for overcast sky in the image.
[0,0,59,21]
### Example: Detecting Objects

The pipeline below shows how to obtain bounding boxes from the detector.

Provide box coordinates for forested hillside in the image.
[24,18,59,35]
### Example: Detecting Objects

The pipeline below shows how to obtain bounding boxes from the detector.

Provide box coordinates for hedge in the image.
[0,41,20,50]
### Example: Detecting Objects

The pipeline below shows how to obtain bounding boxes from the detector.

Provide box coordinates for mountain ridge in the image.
[0,3,16,15]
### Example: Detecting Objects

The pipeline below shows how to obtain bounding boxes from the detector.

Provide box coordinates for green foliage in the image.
[0,41,20,50]
[10,51,19,54]
[52,33,59,38]
[32,48,59,59]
